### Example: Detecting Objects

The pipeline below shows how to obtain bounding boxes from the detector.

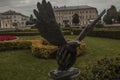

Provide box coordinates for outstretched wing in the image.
[75,10,106,41]
[33,0,66,46]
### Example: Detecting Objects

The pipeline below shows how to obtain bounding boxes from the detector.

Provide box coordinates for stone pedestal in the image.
[48,67,80,80]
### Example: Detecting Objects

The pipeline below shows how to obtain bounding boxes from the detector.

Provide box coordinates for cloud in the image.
[0,0,120,16]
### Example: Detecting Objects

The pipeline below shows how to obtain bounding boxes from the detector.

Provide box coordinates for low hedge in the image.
[72,29,81,35]
[32,44,57,58]
[31,38,57,58]
[62,31,71,35]
[0,29,38,32]
[0,38,86,59]
[62,29,82,35]
[0,40,32,51]
[31,38,86,58]
[1,28,120,39]
[0,29,82,36]
[79,56,120,80]
[94,27,120,31]
[89,31,120,39]
[63,30,120,39]
[0,32,40,36]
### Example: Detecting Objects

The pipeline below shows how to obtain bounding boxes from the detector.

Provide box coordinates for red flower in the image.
[0,35,17,41]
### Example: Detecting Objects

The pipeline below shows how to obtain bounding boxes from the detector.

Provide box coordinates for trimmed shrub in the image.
[62,31,71,35]
[31,26,37,29]
[31,38,57,58]
[0,29,38,32]
[32,44,57,59]
[89,31,120,39]
[62,29,120,39]
[0,32,40,36]
[0,40,32,51]
[95,23,104,28]
[31,38,86,58]
[65,24,71,28]
[72,29,81,35]
[77,41,86,56]
[62,29,81,35]
[79,56,120,80]
[0,37,86,59]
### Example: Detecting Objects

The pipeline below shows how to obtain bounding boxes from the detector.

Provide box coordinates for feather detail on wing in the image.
[33,0,66,46]
[76,10,106,41]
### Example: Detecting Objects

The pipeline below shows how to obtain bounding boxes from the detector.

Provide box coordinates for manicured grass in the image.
[0,50,57,80]
[75,37,120,70]
[0,36,120,80]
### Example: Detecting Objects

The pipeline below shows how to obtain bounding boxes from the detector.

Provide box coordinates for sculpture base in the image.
[48,67,80,80]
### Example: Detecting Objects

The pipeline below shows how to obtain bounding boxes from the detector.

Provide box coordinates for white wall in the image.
[4,15,29,28]
[54,8,98,27]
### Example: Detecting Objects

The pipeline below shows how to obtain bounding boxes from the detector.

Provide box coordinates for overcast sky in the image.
[0,0,120,16]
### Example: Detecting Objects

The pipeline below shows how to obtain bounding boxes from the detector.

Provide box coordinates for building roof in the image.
[1,10,20,15]
[54,5,97,11]
[1,10,29,18]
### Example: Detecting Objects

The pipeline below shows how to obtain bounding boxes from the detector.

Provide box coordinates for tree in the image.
[107,5,117,17]
[27,14,36,25]
[26,21,30,25]
[103,5,117,24]
[95,23,104,28]
[13,22,18,30]
[72,13,80,25]
[30,14,34,22]
[117,12,120,23]
[103,15,113,24]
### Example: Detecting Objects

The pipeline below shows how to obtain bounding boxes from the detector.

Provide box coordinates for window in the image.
[79,16,82,19]
[71,12,73,14]
[89,11,91,13]
[22,22,24,25]
[69,12,71,14]
[69,16,71,19]
[14,16,16,18]
[89,15,91,18]
[82,16,84,19]
[6,24,7,27]
[59,12,60,15]
[86,11,88,13]
[82,11,84,13]
[79,11,81,14]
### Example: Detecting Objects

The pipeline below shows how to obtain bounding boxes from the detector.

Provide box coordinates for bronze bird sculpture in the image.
[33,0,106,79]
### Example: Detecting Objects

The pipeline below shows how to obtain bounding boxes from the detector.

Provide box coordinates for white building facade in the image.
[0,18,12,28]
[0,10,29,29]
[54,6,98,27]
[0,14,12,29]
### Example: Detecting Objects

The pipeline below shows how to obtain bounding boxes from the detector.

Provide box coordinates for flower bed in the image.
[0,37,86,59]
[0,35,17,41]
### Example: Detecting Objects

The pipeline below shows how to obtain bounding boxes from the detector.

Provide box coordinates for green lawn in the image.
[0,36,120,80]
[0,50,56,80]
[75,37,120,70]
